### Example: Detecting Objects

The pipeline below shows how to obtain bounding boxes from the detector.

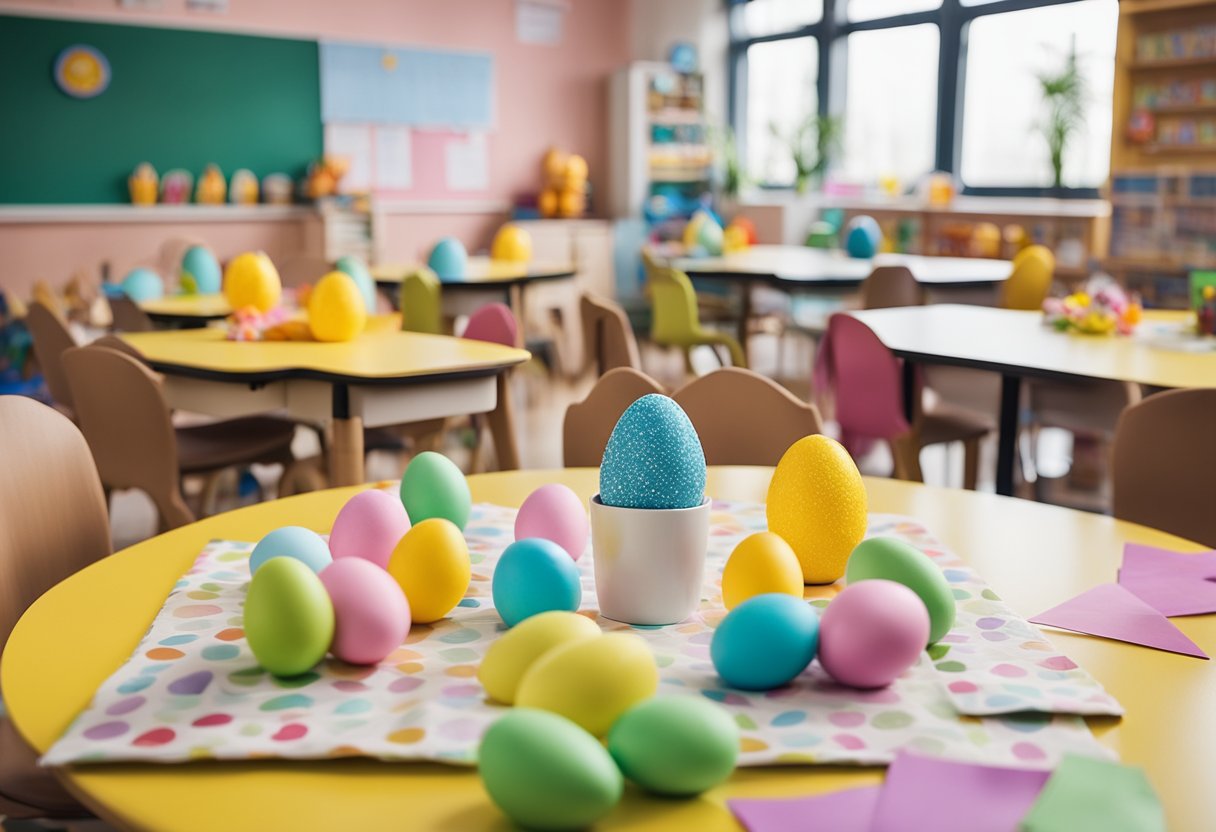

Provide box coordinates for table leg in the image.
[486,371,520,470]
[329,385,365,487]
[738,282,752,364]
[901,359,918,424]
[995,374,1021,498]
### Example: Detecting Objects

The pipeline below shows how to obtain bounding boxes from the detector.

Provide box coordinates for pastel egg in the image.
[180,246,221,294]
[477,610,601,704]
[514,483,589,560]
[721,531,804,610]
[399,451,472,530]
[223,251,281,313]
[387,518,470,624]
[608,696,738,796]
[308,271,367,343]
[766,435,868,584]
[319,558,410,665]
[845,536,955,645]
[121,268,164,302]
[249,526,332,574]
[492,539,582,627]
[244,557,334,677]
[479,708,623,831]
[516,633,658,736]
[599,394,706,510]
[334,254,377,313]
[711,593,819,691]
[427,236,468,282]
[328,489,411,569]
[818,579,930,689]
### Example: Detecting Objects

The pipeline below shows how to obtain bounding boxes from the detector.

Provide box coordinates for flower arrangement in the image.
[1042,276,1142,336]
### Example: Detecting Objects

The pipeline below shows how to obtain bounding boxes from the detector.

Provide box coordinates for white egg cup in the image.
[589,495,710,626]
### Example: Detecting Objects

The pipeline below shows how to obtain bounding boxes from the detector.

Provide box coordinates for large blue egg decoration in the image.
[599,394,706,510]
[335,254,377,313]
[121,268,165,302]
[180,246,221,295]
[844,216,882,259]
[427,237,468,282]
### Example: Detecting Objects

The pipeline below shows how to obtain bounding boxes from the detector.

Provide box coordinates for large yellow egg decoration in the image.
[308,271,367,342]
[223,252,282,313]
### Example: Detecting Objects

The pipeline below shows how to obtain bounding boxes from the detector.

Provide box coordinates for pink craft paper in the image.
[1120,543,1216,579]
[1118,544,1216,617]
[869,752,1051,832]
[728,785,880,832]
[1030,583,1208,659]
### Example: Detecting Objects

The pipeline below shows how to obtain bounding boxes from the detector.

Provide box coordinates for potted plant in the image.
[1037,38,1086,191]
[772,113,842,194]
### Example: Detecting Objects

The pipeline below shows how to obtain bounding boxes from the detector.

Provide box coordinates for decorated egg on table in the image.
[387,517,470,624]
[492,538,582,627]
[599,394,706,510]
[711,593,819,691]
[249,526,333,574]
[179,246,221,295]
[334,254,377,313]
[479,709,623,831]
[319,558,410,665]
[608,696,739,796]
[491,224,533,263]
[682,211,706,251]
[696,211,725,256]
[817,579,929,689]
[244,556,335,677]
[722,223,749,254]
[845,536,955,645]
[308,271,367,343]
[845,215,882,259]
[721,531,803,610]
[223,251,281,313]
[399,451,472,530]
[477,610,601,704]
[427,236,468,281]
[514,483,589,560]
[120,268,164,302]
[516,632,658,736]
[766,435,868,584]
[328,488,411,569]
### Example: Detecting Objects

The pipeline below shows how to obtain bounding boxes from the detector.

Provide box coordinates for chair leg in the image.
[889,434,924,483]
[199,470,224,517]
[962,437,981,491]
[682,347,696,377]
[278,457,328,498]
[151,487,195,532]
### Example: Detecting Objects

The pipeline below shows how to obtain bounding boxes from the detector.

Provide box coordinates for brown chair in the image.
[673,368,824,466]
[0,396,106,821]
[580,293,641,375]
[563,367,666,467]
[24,301,79,417]
[1113,389,1216,547]
[108,295,155,332]
[861,266,923,310]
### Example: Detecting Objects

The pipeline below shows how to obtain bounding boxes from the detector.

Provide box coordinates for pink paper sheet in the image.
[1118,544,1216,617]
[728,786,880,832]
[1030,583,1208,659]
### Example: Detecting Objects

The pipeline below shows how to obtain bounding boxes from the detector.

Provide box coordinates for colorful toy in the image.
[262,173,294,205]
[492,538,582,627]
[120,268,164,303]
[223,251,282,313]
[399,451,472,529]
[128,163,158,206]
[514,483,589,561]
[387,518,470,624]
[159,169,193,205]
[249,526,333,574]
[304,156,349,200]
[711,593,819,690]
[243,556,335,677]
[195,164,227,205]
[844,215,882,259]
[179,246,221,295]
[722,223,749,254]
[608,696,738,797]
[491,223,533,263]
[477,611,601,705]
[817,579,930,689]
[1042,275,1142,336]
[845,536,956,645]
[921,171,957,206]
[427,236,468,281]
[225,305,294,342]
[319,558,411,666]
[328,488,411,569]
[721,531,803,610]
[229,169,259,205]
[730,216,758,245]
[308,271,367,342]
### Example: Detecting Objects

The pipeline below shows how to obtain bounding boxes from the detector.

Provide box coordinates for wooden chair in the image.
[650,266,747,371]
[563,367,666,467]
[24,300,79,417]
[580,292,641,375]
[108,295,155,332]
[673,368,824,466]
[861,266,923,309]
[0,396,106,821]
[1113,389,1216,547]
[1002,245,1055,311]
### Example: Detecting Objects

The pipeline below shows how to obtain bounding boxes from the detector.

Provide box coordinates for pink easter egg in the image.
[817,580,929,689]
[514,483,589,561]
[319,558,411,665]
[329,489,411,569]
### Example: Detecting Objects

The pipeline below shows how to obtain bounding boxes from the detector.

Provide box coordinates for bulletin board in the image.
[0,15,323,204]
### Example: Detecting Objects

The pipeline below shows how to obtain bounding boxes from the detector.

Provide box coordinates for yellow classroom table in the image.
[136,294,232,327]
[851,305,1216,498]
[4,469,1214,831]
[119,314,530,485]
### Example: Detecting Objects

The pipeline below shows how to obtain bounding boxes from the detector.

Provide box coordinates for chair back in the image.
[0,396,111,649]
[400,268,443,334]
[673,368,823,465]
[861,266,922,309]
[563,367,666,467]
[277,255,332,289]
[462,303,519,347]
[92,334,146,360]
[1002,245,1055,310]
[580,293,641,374]
[1113,389,1216,547]
[817,313,911,441]
[649,266,703,346]
[26,301,80,413]
[108,296,154,332]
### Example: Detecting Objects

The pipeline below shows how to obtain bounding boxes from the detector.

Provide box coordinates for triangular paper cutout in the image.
[1030,583,1208,659]
[1118,544,1216,617]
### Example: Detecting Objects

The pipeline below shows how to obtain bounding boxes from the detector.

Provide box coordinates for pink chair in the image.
[814,313,990,488]
[460,303,520,470]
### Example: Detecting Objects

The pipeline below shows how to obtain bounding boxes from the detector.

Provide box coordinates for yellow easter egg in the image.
[308,271,367,343]
[538,188,559,219]
[562,154,588,187]
[516,633,658,736]
[766,435,868,585]
[223,251,282,313]
[557,188,585,218]
[477,611,601,704]
[722,224,749,254]
[490,224,533,263]
[387,518,471,623]
[721,531,804,609]
[542,147,568,184]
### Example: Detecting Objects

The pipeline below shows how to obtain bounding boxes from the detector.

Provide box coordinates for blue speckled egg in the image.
[427,237,468,282]
[180,246,221,294]
[599,394,706,510]
[249,526,333,574]
[121,268,164,302]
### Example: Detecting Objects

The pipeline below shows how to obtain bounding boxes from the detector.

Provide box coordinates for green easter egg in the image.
[399,451,471,530]
[607,696,739,796]
[244,556,334,677]
[845,536,956,644]
[479,709,623,830]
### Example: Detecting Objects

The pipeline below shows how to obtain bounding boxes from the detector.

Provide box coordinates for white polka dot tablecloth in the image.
[43,504,1121,769]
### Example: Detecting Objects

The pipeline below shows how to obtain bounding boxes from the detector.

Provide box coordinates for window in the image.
[737,0,822,37]
[747,38,819,186]
[842,24,940,186]
[848,0,941,23]
[960,0,1118,188]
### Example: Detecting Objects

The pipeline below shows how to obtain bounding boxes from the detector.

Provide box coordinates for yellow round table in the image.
[4,470,1214,830]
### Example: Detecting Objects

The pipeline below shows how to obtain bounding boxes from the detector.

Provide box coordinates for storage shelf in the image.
[1104,257,1214,273]
[1147,102,1216,115]
[1123,0,1216,14]
[1142,143,1216,156]
[1132,56,1216,71]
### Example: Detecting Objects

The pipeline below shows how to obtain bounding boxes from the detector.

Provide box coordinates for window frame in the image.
[728,0,1108,197]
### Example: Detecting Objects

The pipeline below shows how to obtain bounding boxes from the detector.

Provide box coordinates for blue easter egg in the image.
[250,526,333,574]
[492,538,582,627]
[180,246,221,294]
[711,594,819,690]
[335,254,377,313]
[845,216,881,259]
[427,237,468,282]
[599,394,706,510]
[121,268,164,302]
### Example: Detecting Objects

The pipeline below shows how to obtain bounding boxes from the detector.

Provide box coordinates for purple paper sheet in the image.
[1030,583,1208,659]
[729,785,881,832]
[1118,544,1216,617]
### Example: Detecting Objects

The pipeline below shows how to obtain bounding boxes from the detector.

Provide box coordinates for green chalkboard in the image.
[0,15,322,204]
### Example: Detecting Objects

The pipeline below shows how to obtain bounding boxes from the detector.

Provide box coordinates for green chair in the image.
[650,265,747,370]
[400,267,442,334]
